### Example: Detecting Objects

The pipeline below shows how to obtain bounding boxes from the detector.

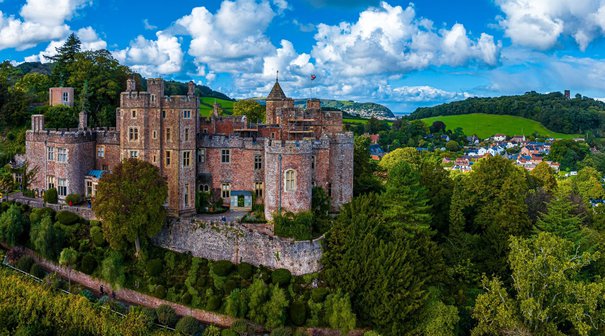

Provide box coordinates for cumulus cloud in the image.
[311,2,500,78]
[112,31,183,77]
[175,0,277,74]
[496,0,605,51]
[0,0,90,51]
[24,26,106,62]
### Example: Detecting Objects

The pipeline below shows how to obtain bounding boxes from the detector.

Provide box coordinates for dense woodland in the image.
[409,91,605,134]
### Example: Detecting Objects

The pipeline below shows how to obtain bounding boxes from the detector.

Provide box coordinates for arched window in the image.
[284,169,297,192]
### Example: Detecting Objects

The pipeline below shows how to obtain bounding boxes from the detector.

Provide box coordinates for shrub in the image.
[224,279,238,294]
[221,330,238,336]
[181,292,192,305]
[175,316,202,336]
[230,319,252,335]
[273,211,313,240]
[29,263,46,279]
[203,325,221,336]
[15,256,34,272]
[44,188,58,204]
[65,193,84,206]
[237,262,254,279]
[89,226,105,246]
[23,189,35,198]
[146,259,163,277]
[271,269,292,287]
[56,211,80,225]
[154,285,167,299]
[156,304,177,326]
[206,295,222,311]
[311,288,329,303]
[289,301,307,326]
[79,254,97,275]
[80,289,96,302]
[212,260,234,277]
[270,327,293,336]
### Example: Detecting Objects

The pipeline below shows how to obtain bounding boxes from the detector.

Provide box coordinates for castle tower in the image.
[266,74,288,125]
[49,87,75,107]
[188,81,195,96]
[78,111,88,129]
[127,77,136,91]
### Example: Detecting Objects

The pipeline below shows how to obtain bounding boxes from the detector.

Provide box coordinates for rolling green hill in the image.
[199,97,234,117]
[421,113,582,139]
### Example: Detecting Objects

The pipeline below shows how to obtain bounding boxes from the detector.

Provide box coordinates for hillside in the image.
[421,113,581,139]
[293,99,394,119]
[199,97,234,117]
[410,91,605,134]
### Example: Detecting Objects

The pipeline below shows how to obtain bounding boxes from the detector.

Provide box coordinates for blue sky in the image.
[2,0,605,113]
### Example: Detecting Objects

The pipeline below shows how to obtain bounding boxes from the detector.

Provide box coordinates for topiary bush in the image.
[154,285,167,299]
[15,256,34,272]
[44,188,58,204]
[224,279,238,294]
[56,211,80,225]
[29,263,46,279]
[65,193,84,206]
[270,327,293,336]
[311,287,329,303]
[271,269,292,287]
[230,319,252,335]
[79,254,97,275]
[146,258,163,277]
[181,292,192,305]
[156,304,177,327]
[206,295,222,311]
[175,316,202,336]
[89,226,105,246]
[237,262,254,279]
[212,260,234,276]
[289,301,307,326]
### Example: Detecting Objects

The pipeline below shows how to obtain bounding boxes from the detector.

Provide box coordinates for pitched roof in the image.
[267,80,287,100]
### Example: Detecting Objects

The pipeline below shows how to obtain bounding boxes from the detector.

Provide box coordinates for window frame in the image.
[57,148,68,163]
[128,127,139,141]
[221,149,230,163]
[47,146,54,161]
[182,151,191,167]
[254,154,262,170]
[221,183,231,199]
[284,169,297,192]
[58,178,67,197]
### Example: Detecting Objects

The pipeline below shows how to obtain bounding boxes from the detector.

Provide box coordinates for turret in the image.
[188,81,195,96]
[78,111,88,129]
[126,77,136,91]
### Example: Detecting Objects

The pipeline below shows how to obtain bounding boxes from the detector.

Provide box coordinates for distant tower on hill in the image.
[564,90,571,99]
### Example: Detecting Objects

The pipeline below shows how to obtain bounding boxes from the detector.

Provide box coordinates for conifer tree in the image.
[535,194,583,242]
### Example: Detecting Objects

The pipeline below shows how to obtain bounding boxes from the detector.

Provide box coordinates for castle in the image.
[25,78,354,219]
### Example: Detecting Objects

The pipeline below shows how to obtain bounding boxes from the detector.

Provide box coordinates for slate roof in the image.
[86,170,106,179]
[267,80,287,100]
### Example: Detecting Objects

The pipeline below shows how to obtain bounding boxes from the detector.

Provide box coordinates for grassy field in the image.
[421,114,582,139]
[200,97,234,117]
[343,117,393,126]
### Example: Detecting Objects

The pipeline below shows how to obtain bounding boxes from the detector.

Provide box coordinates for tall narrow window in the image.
[128,127,139,141]
[284,169,297,192]
[165,151,171,166]
[47,146,54,161]
[221,149,230,163]
[166,128,171,141]
[311,155,316,170]
[162,110,166,119]
[129,150,139,158]
[184,184,190,207]
[97,146,105,158]
[254,154,262,170]
[58,178,67,197]
[152,130,157,139]
[183,110,191,119]
[255,182,264,198]
[198,149,206,163]
[199,184,209,192]
[221,183,231,198]
[131,110,137,118]
[62,91,69,103]
[47,176,55,190]
[86,181,93,197]
[57,148,67,162]
[184,128,189,141]
[182,151,191,167]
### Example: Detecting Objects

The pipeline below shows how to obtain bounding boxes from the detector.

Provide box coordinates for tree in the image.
[353,136,382,195]
[44,105,78,129]
[202,325,221,336]
[175,316,202,336]
[472,232,605,336]
[0,204,24,246]
[325,290,357,336]
[445,140,460,152]
[101,251,125,289]
[547,139,589,171]
[247,277,269,325]
[46,33,81,85]
[429,121,446,133]
[233,99,265,123]
[93,159,168,257]
[535,194,584,242]
[30,214,63,259]
[0,167,14,200]
[263,285,289,329]
[530,161,558,193]
[59,247,78,291]
[378,147,420,172]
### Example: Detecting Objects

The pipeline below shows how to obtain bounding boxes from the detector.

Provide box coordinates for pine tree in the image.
[535,194,583,242]
[46,33,81,86]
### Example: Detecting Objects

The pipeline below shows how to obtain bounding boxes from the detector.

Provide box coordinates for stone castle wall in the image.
[154,219,323,275]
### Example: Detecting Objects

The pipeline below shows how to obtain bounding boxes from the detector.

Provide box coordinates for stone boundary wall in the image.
[154,219,324,276]
[8,196,96,220]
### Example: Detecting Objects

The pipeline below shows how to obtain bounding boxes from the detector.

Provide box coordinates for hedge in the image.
[44,188,58,204]
[271,269,292,287]
[56,211,80,226]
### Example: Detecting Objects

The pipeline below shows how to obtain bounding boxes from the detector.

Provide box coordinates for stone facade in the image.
[25,77,353,217]
[49,87,74,107]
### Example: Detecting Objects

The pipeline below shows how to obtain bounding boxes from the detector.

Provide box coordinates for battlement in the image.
[26,128,96,143]
[265,139,313,154]
[198,134,265,150]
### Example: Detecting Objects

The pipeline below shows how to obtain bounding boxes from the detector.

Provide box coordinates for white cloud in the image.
[112,31,183,77]
[292,19,315,32]
[496,0,605,51]
[0,0,90,51]
[388,85,471,102]
[311,2,500,78]
[24,26,107,62]
[175,0,278,74]
[143,19,157,31]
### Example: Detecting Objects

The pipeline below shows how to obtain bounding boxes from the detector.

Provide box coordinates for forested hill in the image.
[409,91,605,134]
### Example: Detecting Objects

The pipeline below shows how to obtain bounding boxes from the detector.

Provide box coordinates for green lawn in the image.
[421,114,582,139]
[343,118,393,126]
[200,97,234,117]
